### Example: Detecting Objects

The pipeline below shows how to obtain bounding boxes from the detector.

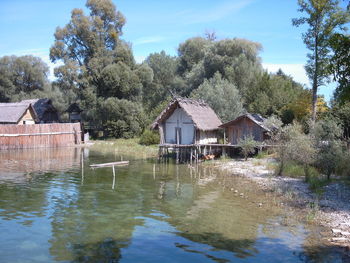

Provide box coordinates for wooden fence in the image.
[0,123,82,150]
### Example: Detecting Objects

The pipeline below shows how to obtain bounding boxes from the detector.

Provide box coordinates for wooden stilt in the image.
[112,165,116,189]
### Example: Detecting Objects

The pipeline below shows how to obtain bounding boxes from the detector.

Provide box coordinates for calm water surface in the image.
[0,147,343,262]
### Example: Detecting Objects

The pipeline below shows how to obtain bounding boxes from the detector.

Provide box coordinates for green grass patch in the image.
[91,138,158,158]
[255,151,269,159]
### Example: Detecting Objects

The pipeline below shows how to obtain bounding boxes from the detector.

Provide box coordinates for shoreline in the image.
[213,158,350,253]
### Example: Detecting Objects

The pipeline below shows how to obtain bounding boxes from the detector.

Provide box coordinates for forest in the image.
[0,0,349,148]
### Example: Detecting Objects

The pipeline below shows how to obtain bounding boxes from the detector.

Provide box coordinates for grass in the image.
[90,138,159,159]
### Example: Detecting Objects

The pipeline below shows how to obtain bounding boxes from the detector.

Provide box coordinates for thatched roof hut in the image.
[152,98,222,145]
[0,102,38,124]
[220,113,270,144]
[21,99,60,123]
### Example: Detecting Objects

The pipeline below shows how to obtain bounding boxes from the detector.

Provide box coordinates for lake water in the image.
[0,147,344,262]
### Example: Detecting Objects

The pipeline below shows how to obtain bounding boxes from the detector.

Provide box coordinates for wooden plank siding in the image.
[0,123,82,150]
[228,117,266,144]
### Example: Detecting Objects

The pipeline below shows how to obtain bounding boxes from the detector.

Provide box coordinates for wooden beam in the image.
[90,161,129,168]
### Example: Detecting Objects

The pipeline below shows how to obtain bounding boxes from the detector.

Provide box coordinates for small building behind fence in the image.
[67,103,83,123]
[0,102,38,125]
[21,99,60,123]
[152,98,222,145]
[220,113,271,144]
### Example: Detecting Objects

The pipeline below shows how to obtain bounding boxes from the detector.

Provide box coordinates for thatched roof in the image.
[0,102,37,123]
[152,98,222,131]
[21,99,57,121]
[220,113,270,131]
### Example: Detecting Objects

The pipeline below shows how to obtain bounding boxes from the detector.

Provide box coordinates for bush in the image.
[237,135,258,160]
[139,130,160,145]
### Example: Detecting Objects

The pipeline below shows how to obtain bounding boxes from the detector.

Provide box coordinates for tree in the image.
[0,55,67,111]
[0,55,50,102]
[144,51,177,108]
[50,0,152,136]
[292,0,350,122]
[329,33,350,104]
[191,72,244,122]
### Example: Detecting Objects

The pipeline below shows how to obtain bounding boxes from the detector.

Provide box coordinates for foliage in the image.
[191,72,244,122]
[237,134,258,161]
[270,121,317,181]
[329,33,350,104]
[97,98,146,138]
[330,102,350,140]
[139,130,160,145]
[50,0,152,131]
[144,51,177,109]
[292,0,350,121]
[313,118,344,179]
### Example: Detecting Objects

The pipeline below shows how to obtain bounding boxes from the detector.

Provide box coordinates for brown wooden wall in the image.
[227,117,266,144]
[0,123,82,150]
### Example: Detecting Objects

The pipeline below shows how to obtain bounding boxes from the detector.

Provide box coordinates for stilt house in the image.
[152,98,222,145]
[220,113,270,144]
[0,102,38,125]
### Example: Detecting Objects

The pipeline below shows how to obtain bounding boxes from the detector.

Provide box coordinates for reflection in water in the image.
[0,147,345,262]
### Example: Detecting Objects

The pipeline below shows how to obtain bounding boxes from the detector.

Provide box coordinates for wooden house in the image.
[152,98,222,145]
[220,113,270,144]
[21,99,60,123]
[67,103,83,123]
[0,102,38,125]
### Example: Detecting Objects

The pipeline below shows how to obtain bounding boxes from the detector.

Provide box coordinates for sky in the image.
[0,0,343,101]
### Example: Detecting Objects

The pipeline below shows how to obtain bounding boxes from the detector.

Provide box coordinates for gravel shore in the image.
[216,158,350,251]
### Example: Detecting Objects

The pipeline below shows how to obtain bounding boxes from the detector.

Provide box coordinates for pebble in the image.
[258,203,263,207]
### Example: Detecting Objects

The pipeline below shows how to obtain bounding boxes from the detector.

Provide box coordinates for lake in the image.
[0,146,344,262]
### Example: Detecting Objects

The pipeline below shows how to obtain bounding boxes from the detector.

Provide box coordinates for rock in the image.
[234,190,238,193]
[331,237,348,242]
[240,193,244,197]
[258,203,263,207]
[230,188,234,191]
[332,229,342,234]
[341,231,350,236]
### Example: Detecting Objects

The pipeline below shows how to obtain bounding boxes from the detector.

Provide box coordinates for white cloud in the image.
[262,63,309,86]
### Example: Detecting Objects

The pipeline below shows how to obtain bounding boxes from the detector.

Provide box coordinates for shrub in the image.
[237,135,258,160]
[139,130,160,145]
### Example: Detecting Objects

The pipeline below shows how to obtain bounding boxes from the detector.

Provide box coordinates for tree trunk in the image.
[311,36,319,124]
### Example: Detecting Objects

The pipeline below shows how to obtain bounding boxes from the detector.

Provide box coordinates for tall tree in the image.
[292,0,350,122]
[50,0,152,137]
[191,72,244,122]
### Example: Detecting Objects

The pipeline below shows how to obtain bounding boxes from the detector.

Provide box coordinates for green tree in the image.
[191,72,244,122]
[329,33,350,104]
[97,98,145,138]
[50,0,152,136]
[292,0,350,122]
[144,51,177,109]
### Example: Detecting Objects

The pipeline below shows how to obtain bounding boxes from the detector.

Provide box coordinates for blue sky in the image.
[0,0,343,101]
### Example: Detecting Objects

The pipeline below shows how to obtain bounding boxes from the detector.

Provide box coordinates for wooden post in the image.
[153,163,156,180]
[112,165,116,189]
[81,148,84,185]
[190,147,193,165]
